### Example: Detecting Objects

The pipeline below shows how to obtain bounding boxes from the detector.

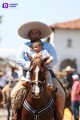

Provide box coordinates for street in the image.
[0,107,73,120]
[0,106,80,120]
[0,106,12,120]
[0,108,8,120]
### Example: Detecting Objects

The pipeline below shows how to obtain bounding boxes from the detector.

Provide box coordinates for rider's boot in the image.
[48,86,54,91]
[48,84,54,92]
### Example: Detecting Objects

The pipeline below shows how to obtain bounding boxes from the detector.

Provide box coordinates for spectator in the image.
[71,74,80,120]
[2,61,19,104]
[63,66,76,89]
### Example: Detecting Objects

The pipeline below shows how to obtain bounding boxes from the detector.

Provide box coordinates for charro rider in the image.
[10,21,66,120]
[2,60,19,104]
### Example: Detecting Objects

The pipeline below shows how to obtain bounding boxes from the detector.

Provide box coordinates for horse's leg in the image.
[17,109,21,120]
[6,96,11,120]
[52,77,66,120]
[0,89,4,115]
[0,105,3,115]
[0,89,3,104]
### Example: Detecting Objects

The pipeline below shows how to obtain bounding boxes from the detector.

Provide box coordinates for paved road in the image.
[0,107,12,120]
[0,107,72,120]
[0,107,74,120]
[0,107,80,120]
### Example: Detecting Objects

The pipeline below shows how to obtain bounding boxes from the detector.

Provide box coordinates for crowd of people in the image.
[56,66,80,120]
[0,58,20,105]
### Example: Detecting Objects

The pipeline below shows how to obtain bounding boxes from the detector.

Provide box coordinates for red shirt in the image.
[71,80,80,101]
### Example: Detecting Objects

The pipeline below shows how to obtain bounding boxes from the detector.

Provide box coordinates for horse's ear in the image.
[26,52,33,61]
[42,57,49,63]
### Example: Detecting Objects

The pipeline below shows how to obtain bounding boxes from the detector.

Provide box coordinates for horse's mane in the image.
[29,57,48,72]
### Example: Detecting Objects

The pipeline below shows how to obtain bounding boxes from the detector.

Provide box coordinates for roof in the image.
[50,19,80,29]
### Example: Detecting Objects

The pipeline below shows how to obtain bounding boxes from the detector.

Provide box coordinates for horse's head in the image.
[27,52,48,99]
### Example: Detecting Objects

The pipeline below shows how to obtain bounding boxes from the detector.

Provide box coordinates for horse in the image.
[17,57,56,120]
[1,79,19,120]
[6,79,19,120]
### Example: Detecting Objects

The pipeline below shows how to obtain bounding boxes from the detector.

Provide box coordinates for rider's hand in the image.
[22,81,30,87]
[46,58,53,65]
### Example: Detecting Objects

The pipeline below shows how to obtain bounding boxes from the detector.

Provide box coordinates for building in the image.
[50,19,80,73]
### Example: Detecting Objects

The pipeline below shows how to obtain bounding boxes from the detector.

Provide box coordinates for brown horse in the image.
[17,57,56,120]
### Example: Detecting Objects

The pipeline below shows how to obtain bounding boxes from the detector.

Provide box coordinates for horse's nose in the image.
[34,86,40,96]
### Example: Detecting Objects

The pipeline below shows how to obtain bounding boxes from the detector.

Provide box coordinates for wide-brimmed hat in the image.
[62,66,75,72]
[8,61,19,70]
[18,21,52,39]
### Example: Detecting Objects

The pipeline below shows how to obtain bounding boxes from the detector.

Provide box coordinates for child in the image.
[26,40,54,88]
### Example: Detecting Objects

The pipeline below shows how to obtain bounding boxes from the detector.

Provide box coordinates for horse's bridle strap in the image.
[23,99,54,120]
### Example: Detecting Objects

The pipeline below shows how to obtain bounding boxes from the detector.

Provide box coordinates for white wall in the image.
[53,29,80,72]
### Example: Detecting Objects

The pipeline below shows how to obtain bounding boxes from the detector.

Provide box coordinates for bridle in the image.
[29,64,47,99]
[29,58,47,99]
[23,67,54,120]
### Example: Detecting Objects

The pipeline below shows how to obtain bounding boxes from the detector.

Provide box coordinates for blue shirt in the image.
[16,41,57,70]
[0,76,6,87]
[11,72,18,80]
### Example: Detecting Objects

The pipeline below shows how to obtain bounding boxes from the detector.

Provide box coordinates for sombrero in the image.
[62,66,75,72]
[8,61,19,70]
[18,21,52,39]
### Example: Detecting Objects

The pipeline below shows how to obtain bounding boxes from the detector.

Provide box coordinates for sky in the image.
[0,0,80,59]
